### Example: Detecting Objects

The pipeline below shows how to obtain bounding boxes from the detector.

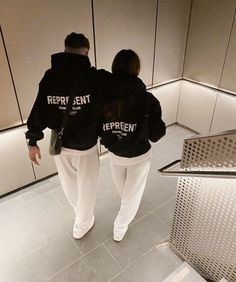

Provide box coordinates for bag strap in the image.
[144,92,150,118]
[58,79,79,136]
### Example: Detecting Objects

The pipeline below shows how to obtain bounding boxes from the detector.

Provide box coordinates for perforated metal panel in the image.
[181,130,236,169]
[170,130,236,282]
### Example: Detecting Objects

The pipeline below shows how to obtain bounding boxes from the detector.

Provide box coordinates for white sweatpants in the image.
[54,147,99,226]
[110,157,150,228]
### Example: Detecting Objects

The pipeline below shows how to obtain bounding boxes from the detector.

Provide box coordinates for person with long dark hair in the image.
[100,49,166,241]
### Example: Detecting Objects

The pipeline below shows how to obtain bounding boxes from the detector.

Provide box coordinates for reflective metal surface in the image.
[158,159,236,178]
[168,130,236,281]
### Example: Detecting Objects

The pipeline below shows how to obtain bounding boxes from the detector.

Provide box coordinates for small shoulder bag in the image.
[49,82,78,156]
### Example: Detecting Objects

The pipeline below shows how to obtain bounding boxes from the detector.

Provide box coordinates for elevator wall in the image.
[0,0,190,195]
[0,0,236,196]
[178,0,236,134]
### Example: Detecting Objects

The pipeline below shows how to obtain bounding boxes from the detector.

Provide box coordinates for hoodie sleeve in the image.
[147,92,166,143]
[25,73,49,146]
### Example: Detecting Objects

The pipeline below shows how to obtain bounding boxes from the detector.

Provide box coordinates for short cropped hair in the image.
[112,49,140,76]
[64,32,90,49]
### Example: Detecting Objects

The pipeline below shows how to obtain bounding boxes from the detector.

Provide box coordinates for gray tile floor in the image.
[0,125,194,282]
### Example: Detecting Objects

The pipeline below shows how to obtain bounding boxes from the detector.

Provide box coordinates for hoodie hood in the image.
[51,52,91,74]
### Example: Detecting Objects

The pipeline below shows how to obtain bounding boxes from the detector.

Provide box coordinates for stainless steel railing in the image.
[157,129,236,282]
[158,159,236,179]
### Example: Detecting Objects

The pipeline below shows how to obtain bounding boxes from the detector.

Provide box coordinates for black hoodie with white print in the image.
[26,52,145,150]
[99,75,165,158]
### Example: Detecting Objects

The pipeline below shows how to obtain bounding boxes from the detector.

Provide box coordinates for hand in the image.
[28,145,41,165]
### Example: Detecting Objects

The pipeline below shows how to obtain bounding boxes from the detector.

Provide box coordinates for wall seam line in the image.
[177,0,193,124]
[91,0,97,68]
[209,7,236,133]
[175,81,183,123]
[151,0,159,86]
[0,24,24,124]
[181,0,193,78]
[208,93,219,134]
[218,8,236,89]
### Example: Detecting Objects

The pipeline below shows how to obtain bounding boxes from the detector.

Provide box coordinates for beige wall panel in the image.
[154,0,191,84]
[0,128,35,196]
[220,17,236,93]
[0,0,94,121]
[0,35,22,129]
[183,0,236,87]
[150,81,180,125]
[210,93,236,134]
[94,0,156,86]
[32,128,57,180]
[177,81,217,133]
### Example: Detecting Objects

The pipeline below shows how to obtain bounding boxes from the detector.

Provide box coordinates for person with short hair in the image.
[64,32,90,55]
[100,49,166,241]
[26,34,144,240]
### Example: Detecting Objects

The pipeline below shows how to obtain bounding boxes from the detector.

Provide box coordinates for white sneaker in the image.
[73,215,95,239]
[113,225,128,242]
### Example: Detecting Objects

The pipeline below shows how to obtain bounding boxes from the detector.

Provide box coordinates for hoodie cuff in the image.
[28,139,37,146]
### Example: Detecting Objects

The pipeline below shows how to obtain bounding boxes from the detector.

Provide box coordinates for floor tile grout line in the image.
[151,195,176,211]
[40,203,72,222]
[1,125,190,282]
[20,190,52,204]
[102,243,123,270]
[38,206,75,245]
[5,233,78,276]
[72,238,107,258]
[45,207,174,282]
[108,247,157,282]
[103,235,114,245]
[130,208,164,227]
[45,242,106,281]
[129,210,155,226]
[66,231,83,256]
[50,190,67,209]
[0,198,24,212]
[45,237,121,281]
[132,195,176,226]
[9,238,49,265]
[151,211,171,230]
[19,183,61,204]
[7,191,64,221]
[4,204,172,281]
[0,188,52,208]
[158,179,178,194]
[103,196,174,245]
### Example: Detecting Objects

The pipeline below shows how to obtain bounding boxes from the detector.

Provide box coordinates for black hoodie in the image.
[99,73,165,158]
[26,52,145,150]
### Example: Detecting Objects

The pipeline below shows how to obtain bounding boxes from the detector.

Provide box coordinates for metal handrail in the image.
[158,160,236,178]
[183,129,236,141]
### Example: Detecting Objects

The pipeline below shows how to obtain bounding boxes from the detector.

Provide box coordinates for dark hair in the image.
[64,32,90,49]
[112,49,140,76]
